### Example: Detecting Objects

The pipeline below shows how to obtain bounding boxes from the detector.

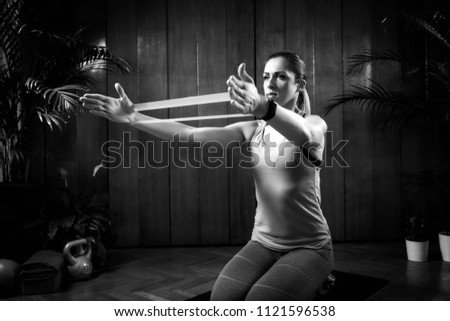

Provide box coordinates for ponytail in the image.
[295,88,311,117]
[302,88,311,116]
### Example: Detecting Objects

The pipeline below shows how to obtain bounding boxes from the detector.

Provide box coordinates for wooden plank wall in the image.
[342,0,373,239]
[54,0,448,247]
[75,0,109,198]
[372,0,402,239]
[136,0,171,246]
[312,0,346,241]
[226,0,256,245]
[106,0,140,247]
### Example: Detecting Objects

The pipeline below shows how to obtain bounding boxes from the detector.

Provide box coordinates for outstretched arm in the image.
[80,83,257,146]
[227,63,327,148]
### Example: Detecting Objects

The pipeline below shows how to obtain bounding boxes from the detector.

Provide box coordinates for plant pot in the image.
[438,233,450,262]
[405,239,429,262]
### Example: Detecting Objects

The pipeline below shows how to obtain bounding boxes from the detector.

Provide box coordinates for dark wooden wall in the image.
[32,0,449,247]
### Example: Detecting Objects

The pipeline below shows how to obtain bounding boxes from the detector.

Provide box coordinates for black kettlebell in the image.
[63,237,94,281]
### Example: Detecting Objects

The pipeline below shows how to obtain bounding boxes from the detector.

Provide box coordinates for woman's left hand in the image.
[227,63,268,118]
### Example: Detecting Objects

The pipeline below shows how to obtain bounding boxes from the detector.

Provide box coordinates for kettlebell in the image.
[63,237,94,281]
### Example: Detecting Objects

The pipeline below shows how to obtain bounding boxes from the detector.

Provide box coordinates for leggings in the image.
[210,240,333,301]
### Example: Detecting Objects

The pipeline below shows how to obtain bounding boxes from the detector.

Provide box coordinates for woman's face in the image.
[263,57,299,110]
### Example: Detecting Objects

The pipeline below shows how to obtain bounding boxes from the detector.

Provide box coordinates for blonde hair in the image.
[296,88,311,117]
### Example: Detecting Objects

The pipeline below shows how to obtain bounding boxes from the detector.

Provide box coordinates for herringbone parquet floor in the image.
[6,241,450,300]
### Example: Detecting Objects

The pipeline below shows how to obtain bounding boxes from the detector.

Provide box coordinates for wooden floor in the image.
[5,241,450,301]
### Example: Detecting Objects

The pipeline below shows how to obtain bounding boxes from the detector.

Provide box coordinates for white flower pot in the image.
[405,239,429,262]
[438,233,450,262]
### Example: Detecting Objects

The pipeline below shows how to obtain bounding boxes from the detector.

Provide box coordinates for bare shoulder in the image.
[305,115,327,134]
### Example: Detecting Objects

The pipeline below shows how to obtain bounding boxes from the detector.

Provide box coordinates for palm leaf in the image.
[328,12,450,128]
[384,11,450,51]
[346,50,407,77]
[42,112,65,131]
[77,44,132,74]
[1,0,131,182]
[0,0,23,73]
[326,80,399,112]
[325,79,427,127]
[25,77,87,113]
[18,26,132,84]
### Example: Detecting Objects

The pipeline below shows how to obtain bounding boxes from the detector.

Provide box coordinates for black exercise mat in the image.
[187,270,389,301]
[319,270,389,300]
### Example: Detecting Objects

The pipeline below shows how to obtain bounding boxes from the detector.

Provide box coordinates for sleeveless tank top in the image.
[249,121,331,251]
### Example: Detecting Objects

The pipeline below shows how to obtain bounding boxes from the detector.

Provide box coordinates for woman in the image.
[80,51,333,300]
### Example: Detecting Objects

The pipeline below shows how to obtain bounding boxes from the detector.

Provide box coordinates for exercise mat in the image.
[19,250,64,295]
[187,270,389,301]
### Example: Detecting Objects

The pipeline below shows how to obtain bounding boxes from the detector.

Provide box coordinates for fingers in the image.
[237,63,254,84]
[228,87,250,114]
[228,77,253,107]
[227,76,248,99]
[89,110,109,118]
[227,74,253,114]
[230,100,246,114]
[79,96,107,112]
[227,77,246,97]
[228,87,246,106]
[82,102,107,112]
[226,63,253,99]
[115,83,127,99]
[81,93,109,102]
[228,87,239,104]
[80,96,106,106]
[80,82,127,102]
[232,95,250,112]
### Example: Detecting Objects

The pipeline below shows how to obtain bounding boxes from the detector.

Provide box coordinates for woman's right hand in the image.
[227,63,268,119]
[80,83,136,124]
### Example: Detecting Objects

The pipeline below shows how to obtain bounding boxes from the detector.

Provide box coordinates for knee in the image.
[210,275,249,301]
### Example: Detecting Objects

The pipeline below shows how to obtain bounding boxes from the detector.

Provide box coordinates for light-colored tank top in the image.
[250,121,331,251]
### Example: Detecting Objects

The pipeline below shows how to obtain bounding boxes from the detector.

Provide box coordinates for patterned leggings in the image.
[210,240,334,301]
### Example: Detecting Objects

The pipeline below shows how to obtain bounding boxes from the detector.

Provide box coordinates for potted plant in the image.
[404,168,450,261]
[404,216,430,262]
[427,167,450,262]
[25,169,116,270]
[325,11,450,261]
[438,231,450,262]
[0,0,130,262]
[402,171,435,261]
